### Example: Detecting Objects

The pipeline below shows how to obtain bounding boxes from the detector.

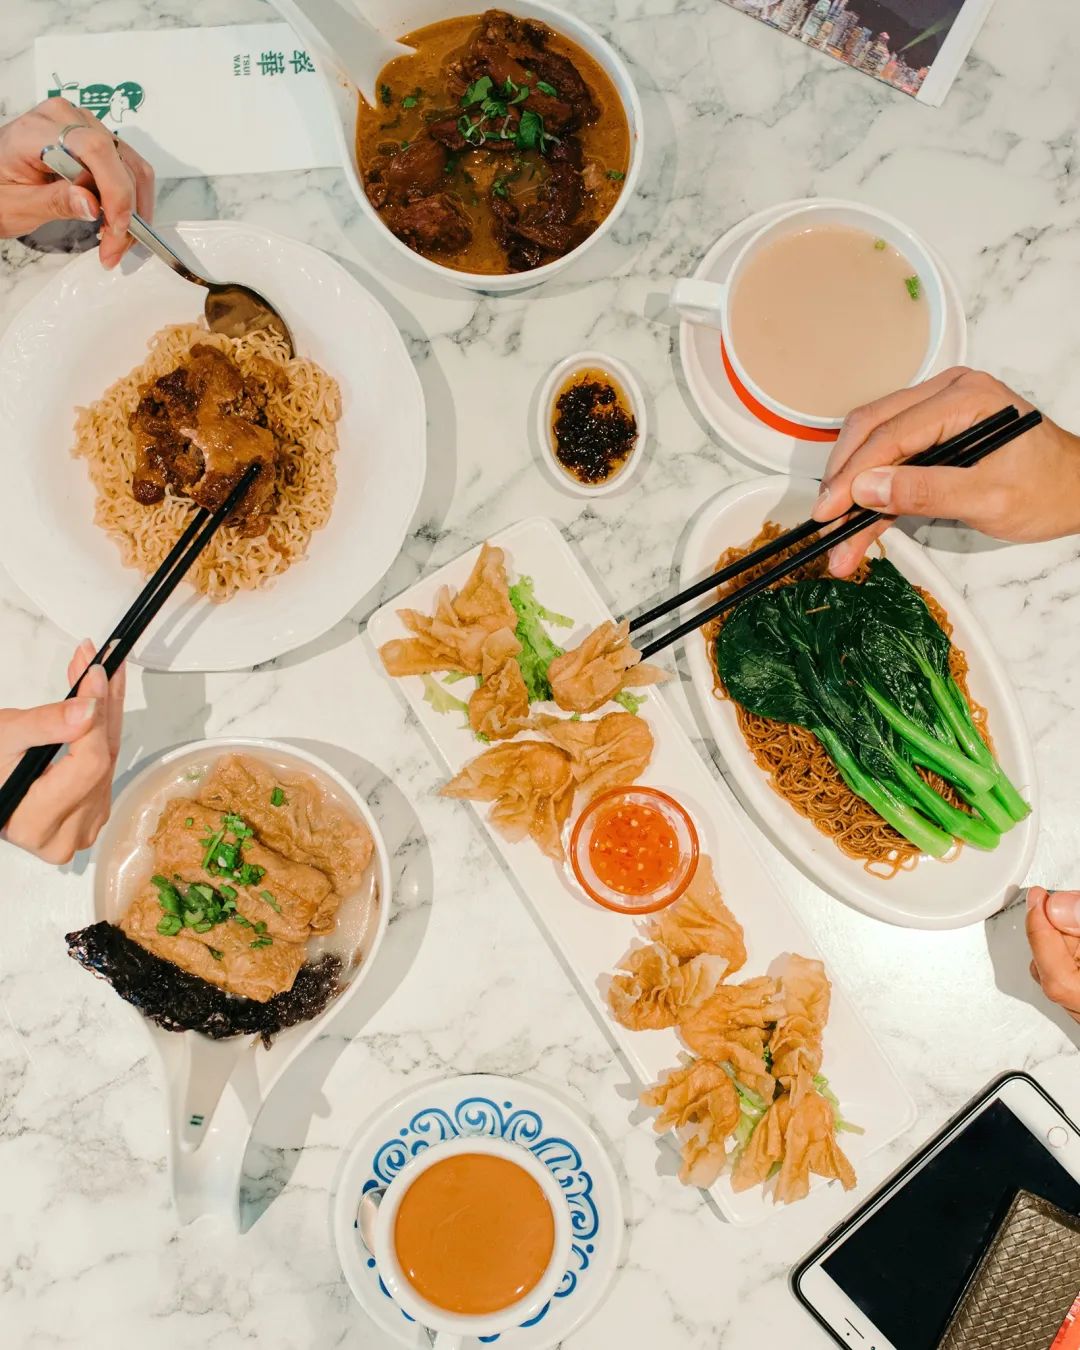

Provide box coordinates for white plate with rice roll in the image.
[67,737,390,1225]
[681,477,1039,930]
[0,220,425,670]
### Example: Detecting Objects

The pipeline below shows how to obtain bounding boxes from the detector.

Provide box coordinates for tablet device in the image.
[792,1072,1080,1350]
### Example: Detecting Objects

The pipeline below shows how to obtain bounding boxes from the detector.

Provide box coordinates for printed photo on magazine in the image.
[715,0,997,106]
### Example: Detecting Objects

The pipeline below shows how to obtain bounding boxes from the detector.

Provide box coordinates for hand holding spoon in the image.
[40,142,295,356]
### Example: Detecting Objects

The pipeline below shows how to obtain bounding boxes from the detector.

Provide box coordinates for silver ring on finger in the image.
[57,120,95,150]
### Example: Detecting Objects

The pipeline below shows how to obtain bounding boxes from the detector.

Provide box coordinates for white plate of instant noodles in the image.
[0,221,426,671]
[681,477,1039,930]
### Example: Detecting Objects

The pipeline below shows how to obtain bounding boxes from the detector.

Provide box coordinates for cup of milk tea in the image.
[671,200,947,430]
[371,1134,572,1347]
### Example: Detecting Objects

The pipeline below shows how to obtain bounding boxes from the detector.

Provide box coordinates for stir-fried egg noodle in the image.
[706,522,989,878]
[73,323,340,602]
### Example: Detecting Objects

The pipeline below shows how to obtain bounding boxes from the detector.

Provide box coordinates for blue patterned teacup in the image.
[372,1135,573,1348]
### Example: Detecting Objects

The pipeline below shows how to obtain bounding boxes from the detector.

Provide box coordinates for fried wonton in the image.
[641,1058,741,1189]
[440,740,574,861]
[547,620,668,714]
[534,711,654,800]
[731,1072,857,1202]
[775,1073,856,1204]
[647,854,746,973]
[679,977,781,1102]
[607,944,727,1031]
[379,543,518,676]
[468,630,531,741]
[769,954,831,1088]
[730,1092,794,1193]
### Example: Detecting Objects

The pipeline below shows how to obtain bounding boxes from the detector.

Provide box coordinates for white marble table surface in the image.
[3,1,1080,1346]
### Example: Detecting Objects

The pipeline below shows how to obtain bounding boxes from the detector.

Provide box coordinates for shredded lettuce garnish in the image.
[508,575,572,702]
[422,674,470,725]
[442,670,470,684]
[613,689,645,715]
[813,1074,865,1136]
[720,1061,768,1155]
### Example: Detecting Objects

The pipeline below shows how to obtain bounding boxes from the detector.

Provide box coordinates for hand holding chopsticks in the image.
[0,463,261,840]
[628,407,1043,660]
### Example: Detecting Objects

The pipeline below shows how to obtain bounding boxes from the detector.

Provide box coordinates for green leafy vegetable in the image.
[270,787,287,807]
[614,690,645,715]
[401,87,423,109]
[508,575,573,702]
[536,79,559,96]
[184,816,193,828]
[379,83,392,106]
[904,274,921,300]
[492,177,509,199]
[607,169,625,181]
[208,947,223,961]
[717,563,1028,859]
[422,674,470,726]
[259,890,282,914]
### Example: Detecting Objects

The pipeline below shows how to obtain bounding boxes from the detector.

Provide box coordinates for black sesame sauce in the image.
[551,367,637,485]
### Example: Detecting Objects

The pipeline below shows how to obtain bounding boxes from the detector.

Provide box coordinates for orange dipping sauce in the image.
[589,800,680,896]
[394,1153,555,1316]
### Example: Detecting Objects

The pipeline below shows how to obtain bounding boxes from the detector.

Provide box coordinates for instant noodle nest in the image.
[73,323,341,603]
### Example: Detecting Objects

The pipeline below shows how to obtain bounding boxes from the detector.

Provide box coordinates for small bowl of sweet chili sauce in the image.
[570,786,699,915]
[537,351,646,497]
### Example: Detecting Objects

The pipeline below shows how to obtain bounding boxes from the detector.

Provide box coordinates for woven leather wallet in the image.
[937,1189,1080,1350]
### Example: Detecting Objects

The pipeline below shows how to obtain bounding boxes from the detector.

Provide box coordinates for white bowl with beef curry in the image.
[338,3,643,290]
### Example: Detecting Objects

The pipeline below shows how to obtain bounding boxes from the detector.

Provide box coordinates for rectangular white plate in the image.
[368,517,916,1225]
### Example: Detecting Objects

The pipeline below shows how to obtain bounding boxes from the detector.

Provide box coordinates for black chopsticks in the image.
[0,464,260,832]
[632,407,1042,661]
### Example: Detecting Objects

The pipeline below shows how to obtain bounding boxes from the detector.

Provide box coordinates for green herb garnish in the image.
[874,237,887,250]
[259,890,282,914]
[536,79,558,96]
[613,690,645,715]
[184,817,194,827]
[380,83,392,106]
[462,75,493,106]
[208,948,223,961]
[904,274,921,301]
[156,915,182,937]
[493,177,509,199]
[234,862,266,887]
[249,936,274,951]
[401,88,423,109]
[607,169,625,181]
[270,787,287,807]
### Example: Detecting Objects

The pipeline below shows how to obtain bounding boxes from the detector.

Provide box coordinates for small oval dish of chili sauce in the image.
[570,786,698,914]
[538,351,646,496]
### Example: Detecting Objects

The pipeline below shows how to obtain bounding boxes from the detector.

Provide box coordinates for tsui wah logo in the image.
[47,73,146,125]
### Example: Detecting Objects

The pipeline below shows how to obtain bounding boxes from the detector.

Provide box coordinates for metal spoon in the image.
[40,142,295,356]
[356,1185,384,1253]
[356,1188,439,1347]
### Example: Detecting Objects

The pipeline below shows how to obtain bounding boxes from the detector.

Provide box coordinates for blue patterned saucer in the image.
[332,1074,623,1349]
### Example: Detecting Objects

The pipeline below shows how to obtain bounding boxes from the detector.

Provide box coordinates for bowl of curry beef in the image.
[349,5,643,291]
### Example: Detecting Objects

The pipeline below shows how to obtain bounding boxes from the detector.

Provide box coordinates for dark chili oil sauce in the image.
[551,367,637,485]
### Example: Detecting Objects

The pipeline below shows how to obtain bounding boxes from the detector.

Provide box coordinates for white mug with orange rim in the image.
[371,1134,573,1348]
[670,200,948,431]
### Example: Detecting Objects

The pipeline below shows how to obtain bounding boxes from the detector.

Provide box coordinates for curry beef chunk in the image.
[383,194,474,254]
[365,8,599,271]
[128,343,283,536]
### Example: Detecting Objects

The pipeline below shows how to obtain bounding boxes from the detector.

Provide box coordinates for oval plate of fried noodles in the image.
[681,476,1038,931]
[0,221,425,671]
